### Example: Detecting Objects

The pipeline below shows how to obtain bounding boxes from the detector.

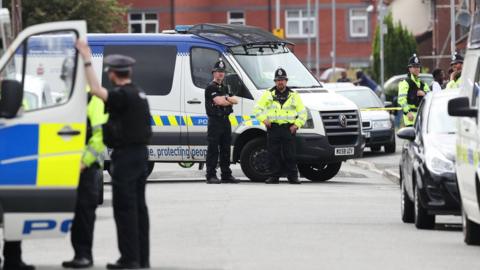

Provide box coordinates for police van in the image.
[0,20,87,240]
[448,9,480,245]
[89,24,363,182]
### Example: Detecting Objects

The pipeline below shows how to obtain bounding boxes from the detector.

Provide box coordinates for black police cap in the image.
[451,52,464,65]
[212,58,226,72]
[407,53,421,67]
[274,68,288,81]
[104,54,136,72]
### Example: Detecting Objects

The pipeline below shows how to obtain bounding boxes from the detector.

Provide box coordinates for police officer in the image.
[76,41,152,269]
[253,68,307,184]
[446,52,463,89]
[62,63,108,267]
[398,54,430,127]
[205,59,239,184]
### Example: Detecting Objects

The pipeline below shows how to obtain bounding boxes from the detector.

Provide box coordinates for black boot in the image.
[288,177,301,184]
[62,257,93,268]
[221,175,239,184]
[206,175,221,184]
[4,261,35,270]
[265,177,279,184]
[106,259,140,269]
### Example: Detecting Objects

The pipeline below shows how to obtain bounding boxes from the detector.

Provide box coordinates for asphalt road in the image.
[21,161,480,270]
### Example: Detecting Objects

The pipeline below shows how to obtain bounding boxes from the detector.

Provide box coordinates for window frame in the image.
[349,8,369,38]
[227,11,245,25]
[128,12,159,33]
[285,9,316,38]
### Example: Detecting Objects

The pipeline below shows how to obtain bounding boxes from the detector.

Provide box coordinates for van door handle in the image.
[57,126,81,136]
[187,99,202,104]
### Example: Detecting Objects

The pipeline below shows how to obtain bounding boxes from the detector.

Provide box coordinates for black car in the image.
[397,90,461,229]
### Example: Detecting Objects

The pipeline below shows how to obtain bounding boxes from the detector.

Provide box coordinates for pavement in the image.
[20,160,480,270]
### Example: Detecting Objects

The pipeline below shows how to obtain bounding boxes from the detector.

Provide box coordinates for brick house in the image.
[119,0,378,76]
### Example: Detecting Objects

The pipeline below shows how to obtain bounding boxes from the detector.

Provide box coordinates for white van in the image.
[447,10,480,245]
[88,24,363,182]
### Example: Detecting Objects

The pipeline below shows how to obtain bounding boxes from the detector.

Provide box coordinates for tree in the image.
[11,0,128,33]
[372,13,417,96]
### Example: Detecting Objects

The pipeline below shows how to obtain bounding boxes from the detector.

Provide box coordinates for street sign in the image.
[272,28,284,39]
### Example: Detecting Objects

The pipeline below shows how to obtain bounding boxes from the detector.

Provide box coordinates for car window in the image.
[102,45,177,96]
[427,96,457,134]
[336,89,383,109]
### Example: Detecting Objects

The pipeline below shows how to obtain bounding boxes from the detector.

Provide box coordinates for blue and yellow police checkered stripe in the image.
[150,115,262,126]
[0,123,86,187]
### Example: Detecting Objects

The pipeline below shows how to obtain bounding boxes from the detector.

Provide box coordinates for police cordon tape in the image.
[360,107,402,111]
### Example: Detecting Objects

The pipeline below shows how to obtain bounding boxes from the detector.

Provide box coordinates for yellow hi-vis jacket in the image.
[398,74,430,126]
[446,76,462,89]
[253,87,307,128]
[82,95,108,167]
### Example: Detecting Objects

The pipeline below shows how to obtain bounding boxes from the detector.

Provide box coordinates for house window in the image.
[228,11,245,25]
[285,10,315,38]
[349,9,368,38]
[129,12,158,33]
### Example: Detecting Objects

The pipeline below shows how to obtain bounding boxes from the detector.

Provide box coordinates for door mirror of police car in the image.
[0,79,23,118]
[224,73,253,100]
[397,127,416,141]
[448,96,478,118]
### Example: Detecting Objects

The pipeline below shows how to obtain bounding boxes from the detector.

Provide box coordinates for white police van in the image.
[448,9,480,245]
[89,24,363,182]
[0,20,87,240]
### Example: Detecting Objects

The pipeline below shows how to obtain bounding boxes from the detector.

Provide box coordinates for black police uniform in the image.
[103,55,152,269]
[204,60,236,184]
[1,241,33,270]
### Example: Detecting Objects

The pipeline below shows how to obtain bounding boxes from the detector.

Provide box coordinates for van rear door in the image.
[0,21,87,240]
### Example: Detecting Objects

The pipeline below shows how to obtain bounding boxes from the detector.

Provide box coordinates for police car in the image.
[0,21,87,240]
[88,24,363,182]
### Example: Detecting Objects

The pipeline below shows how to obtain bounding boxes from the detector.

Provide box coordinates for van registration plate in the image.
[335,147,354,156]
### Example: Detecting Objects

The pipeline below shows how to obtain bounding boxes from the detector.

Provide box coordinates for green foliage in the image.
[372,13,417,89]
[11,0,128,33]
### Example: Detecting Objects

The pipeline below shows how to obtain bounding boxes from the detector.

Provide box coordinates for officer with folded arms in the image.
[76,40,152,269]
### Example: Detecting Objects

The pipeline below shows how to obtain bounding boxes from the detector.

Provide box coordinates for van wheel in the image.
[298,162,341,182]
[462,208,480,245]
[384,139,396,153]
[401,177,414,223]
[240,138,270,182]
[414,185,435,229]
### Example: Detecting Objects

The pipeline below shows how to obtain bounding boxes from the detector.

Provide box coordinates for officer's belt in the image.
[271,123,292,128]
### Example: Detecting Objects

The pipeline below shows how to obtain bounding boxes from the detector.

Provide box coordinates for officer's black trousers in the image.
[2,241,22,266]
[267,124,298,178]
[70,165,102,260]
[111,145,149,266]
[206,116,232,178]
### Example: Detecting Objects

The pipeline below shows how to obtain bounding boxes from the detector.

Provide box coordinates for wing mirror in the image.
[397,127,416,141]
[0,79,23,118]
[448,96,478,118]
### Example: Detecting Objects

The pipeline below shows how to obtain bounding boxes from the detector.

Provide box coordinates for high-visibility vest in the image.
[82,95,108,167]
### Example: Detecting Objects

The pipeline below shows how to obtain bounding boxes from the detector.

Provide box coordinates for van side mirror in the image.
[397,127,416,141]
[224,73,253,100]
[0,79,23,118]
[448,96,478,118]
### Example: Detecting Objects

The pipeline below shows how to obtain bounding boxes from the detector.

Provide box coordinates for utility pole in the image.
[450,0,456,54]
[378,0,385,94]
[331,0,336,79]
[315,0,320,78]
[276,0,280,29]
[307,0,311,70]
[11,0,21,37]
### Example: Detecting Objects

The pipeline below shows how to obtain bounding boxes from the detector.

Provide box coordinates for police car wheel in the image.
[146,162,155,177]
[298,162,342,182]
[240,138,270,182]
[463,207,480,245]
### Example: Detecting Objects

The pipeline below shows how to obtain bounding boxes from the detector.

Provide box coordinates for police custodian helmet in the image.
[104,54,136,72]
[212,58,226,72]
[274,68,288,81]
[451,52,464,65]
[407,53,421,68]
